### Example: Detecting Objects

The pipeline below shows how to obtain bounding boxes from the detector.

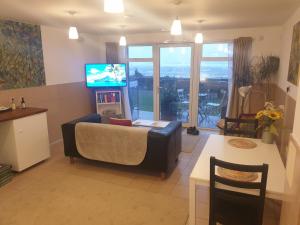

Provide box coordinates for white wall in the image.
[41,26,105,86]
[99,26,282,58]
[294,90,300,143]
[278,7,300,225]
[203,26,282,57]
[40,25,281,86]
[277,5,300,142]
[277,8,300,100]
[280,79,300,225]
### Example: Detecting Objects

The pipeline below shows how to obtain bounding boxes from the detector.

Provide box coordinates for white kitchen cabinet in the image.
[0,108,50,171]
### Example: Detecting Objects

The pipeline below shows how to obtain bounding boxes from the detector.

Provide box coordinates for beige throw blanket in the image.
[75,123,150,165]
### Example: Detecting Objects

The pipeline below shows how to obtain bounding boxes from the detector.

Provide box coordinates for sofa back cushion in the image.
[109,118,132,126]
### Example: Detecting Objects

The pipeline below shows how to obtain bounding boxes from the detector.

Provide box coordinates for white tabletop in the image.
[190,134,286,200]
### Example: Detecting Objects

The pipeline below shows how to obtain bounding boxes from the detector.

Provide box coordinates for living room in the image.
[0,0,300,225]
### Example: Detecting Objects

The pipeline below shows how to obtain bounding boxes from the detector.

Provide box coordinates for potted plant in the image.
[251,56,280,100]
[255,102,283,144]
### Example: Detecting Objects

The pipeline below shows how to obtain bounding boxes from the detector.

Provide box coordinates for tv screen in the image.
[85,64,127,87]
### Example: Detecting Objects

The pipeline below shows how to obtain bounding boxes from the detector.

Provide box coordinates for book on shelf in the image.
[115,92,120,102]
[111,93,116,102]
[97,91,120,104]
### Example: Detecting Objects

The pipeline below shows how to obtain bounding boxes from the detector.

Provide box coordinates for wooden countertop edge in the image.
[0,107,48,123]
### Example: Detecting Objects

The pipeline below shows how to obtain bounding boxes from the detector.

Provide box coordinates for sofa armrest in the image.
[142,121,182,173]
[61,114,101,157]
[149,121,182,137]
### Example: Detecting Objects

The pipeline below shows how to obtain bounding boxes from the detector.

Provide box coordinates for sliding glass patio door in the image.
[197,42,233,129]
[158,45,193,126]
[127,46,154,121]
[127,43,232,129]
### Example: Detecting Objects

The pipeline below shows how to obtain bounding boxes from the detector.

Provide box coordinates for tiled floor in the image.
[0,131,281,225]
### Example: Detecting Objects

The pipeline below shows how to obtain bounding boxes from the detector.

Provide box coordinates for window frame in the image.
[200,41,233,62]
[197,41,233,129]
[127,45,155,120]
[127,45,153,60]
[125,41,234,127]
[127,44,154,62]
[201,42,233,59]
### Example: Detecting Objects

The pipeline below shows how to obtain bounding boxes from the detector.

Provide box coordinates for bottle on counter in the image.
[21,97,26,109]
[11,98,16,110]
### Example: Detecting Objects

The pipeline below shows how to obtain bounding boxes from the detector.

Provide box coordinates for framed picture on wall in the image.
[287,21,300,86]
[0,20,46,90]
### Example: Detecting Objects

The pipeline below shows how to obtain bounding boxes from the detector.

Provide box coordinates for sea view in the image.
[129,61,232,80]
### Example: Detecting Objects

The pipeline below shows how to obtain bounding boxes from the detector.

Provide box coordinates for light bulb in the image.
[195,33,203,44]
[69,26,79,40]
[119,36,127,46]
[171,18,182,36]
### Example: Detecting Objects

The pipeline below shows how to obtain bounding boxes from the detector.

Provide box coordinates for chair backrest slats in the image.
[215,175,262,189]
[224,117,258,138]
[209,156,269,225]
[213,158,265,172]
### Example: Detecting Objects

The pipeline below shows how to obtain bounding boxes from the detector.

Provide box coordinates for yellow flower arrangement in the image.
[256,102,283,136]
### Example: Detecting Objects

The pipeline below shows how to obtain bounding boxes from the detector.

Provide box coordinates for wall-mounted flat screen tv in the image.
[85,64,127,88]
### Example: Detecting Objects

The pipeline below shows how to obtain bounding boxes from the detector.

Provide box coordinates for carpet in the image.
[0,151,189,225]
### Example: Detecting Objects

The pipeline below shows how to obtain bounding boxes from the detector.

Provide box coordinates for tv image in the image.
[85,64,127,87]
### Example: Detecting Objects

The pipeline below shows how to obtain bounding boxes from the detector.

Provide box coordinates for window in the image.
[126,42,233,128]
[200,61,232,81]
[128,46,153,59]
[159,46,192,122]
[202,43,233,58]
[198,42,233,129]
[127,46,154,120]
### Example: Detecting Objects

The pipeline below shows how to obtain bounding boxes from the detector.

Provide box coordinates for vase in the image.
[262,127,274,144]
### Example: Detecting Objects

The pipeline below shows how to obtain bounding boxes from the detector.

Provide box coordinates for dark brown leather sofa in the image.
[61,114,182,176]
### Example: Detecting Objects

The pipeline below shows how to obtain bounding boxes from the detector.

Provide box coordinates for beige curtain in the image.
[105,42,119,63]
[228,37,253,118]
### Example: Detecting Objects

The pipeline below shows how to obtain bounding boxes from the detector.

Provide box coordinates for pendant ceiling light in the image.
[119,36,127,46]
[68,11,79,40]
[104,0,124,13]
[194,19,205,44]
[170,17,182,36]
[119,25,127,46]
[195,33,203,44]
[69,26,79,40]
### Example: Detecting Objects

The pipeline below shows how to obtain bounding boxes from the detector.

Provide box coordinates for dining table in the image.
[188,134,286,225]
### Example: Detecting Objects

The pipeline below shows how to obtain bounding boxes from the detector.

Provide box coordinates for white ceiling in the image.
[0,0,299,35]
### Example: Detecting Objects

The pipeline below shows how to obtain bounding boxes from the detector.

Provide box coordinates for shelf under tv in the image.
[95,90,122,116]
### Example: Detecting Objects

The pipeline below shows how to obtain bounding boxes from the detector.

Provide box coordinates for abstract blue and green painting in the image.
[0,20,45,89]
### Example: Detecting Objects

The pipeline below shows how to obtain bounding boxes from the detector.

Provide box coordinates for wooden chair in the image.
[224,117,258,138]
[209,157,269,225]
